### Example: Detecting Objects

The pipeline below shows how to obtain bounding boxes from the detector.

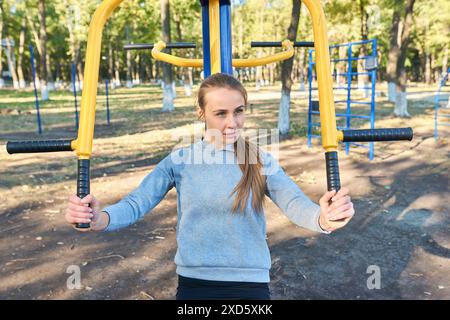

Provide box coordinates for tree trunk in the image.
[2,4,19,89]
[174,12,191,96]
[5,37,19,89]
[114,39,121,87]
[55,62,62,89]
[17,15,26,88]
[386,9,401,102]
[393,0,416,117]
[108,41,114,87]
[425,51,431,84]
[161,0,174,112]
[46,52,55,91]
[269,49,275,84]
[255,49,263,90]
[155,60,160,82]
[394,69,408,116]
[65,0,80,90]
[336,46,347,86]
[358,0,369,98]
[298,48,306,91]
[125,25,133,88]
[77,60,84,89]
[0,2,4,88]
[147,55,153,82]
[126,49,133,87]
[139,53,145,84]
[432,55,437,83]
[255,4,264,91]
[237,7,243,59]
[278,0,301,137]
[423,18,431,84]
[442,44,449,75]
[38,0,49,100]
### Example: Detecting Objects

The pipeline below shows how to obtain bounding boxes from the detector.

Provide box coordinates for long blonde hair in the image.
[197,73,266,214]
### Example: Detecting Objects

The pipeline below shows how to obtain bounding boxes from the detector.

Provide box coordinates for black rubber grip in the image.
[76,159,90,229]
[124,42,196,50]
[325,151,341,192]
[6,139,73,154]
[342,128,413,142]
[251,41,314,48]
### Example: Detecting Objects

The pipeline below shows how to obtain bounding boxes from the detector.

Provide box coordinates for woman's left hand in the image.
[318,187,355,232]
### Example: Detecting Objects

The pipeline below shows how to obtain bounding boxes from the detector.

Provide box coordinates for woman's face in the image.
[198,87,246,146]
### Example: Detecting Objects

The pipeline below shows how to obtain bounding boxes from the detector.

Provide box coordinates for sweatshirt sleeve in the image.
[263,151,330,234]
[102,153,176,232]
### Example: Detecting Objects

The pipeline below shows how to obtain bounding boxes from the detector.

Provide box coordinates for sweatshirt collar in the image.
[200,137,235,153]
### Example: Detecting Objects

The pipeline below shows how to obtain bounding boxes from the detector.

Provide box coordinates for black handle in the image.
[124,42,196,50]
[6,139,73,154]
[325,151,341,192]
[251,41,314,48]
[76,159,91,229]
[342,128,413,142]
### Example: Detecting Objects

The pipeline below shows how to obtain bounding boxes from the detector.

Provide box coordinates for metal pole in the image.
[106,79,111,125]
[29,45,42,134]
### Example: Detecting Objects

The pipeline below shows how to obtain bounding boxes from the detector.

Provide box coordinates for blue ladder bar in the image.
[308,38,377,159]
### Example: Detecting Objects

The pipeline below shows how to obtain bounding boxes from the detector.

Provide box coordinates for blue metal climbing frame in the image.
[308,39,378,160]
[434,68,450,141]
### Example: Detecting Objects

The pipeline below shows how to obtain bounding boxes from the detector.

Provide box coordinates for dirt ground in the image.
[0,85,449,300]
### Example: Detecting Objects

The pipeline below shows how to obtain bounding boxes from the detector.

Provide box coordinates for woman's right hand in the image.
[65,194,108,232]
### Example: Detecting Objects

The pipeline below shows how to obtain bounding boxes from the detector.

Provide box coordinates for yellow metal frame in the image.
[232,40,294,67]
[151,41,203,67]
[209,0,222,74]
[150,39,294,68]
[75,0,339,160]
[73,0,125,159]
[302,0,338,152]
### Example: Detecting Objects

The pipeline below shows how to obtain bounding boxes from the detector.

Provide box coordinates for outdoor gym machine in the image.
[6,0,413,230]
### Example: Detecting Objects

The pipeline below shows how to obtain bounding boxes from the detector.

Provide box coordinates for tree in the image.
[17,15,26,88]
[278,0,301,137]
[386,0,415,117]
[3,4,19,89]
[0,2,4,88]
[125,24,133,88]
[161,0,175,112]
[414,0,450,83]
[38,0,49,100]
[357,0,370,97]
[58,0,85,90]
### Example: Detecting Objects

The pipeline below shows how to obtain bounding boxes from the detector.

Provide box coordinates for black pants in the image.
[176,275,271,300]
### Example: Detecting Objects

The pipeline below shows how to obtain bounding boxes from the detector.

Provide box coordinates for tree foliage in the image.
[0,0,448,87]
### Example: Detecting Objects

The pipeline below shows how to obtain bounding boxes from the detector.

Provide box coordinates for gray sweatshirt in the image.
[102,139,328,283]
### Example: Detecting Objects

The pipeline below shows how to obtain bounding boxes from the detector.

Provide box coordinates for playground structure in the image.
[6,0,413,229]
[434,68,450,141]
[308,39,378,160]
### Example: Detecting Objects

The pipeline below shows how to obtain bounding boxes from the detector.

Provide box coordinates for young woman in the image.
[65,73,355,300]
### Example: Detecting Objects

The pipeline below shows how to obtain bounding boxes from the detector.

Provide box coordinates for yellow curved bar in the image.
[77,0,124,159]
[301,0,338,152]
[232,40,294,67]
[151,41,203,68]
